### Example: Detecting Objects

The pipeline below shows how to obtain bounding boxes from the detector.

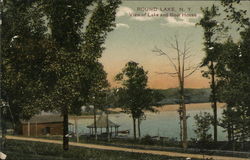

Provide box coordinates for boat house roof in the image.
[21,114,63,124]
[87,113,120,128]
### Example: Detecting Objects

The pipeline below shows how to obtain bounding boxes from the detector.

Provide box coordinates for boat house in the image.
[21,114,64,136]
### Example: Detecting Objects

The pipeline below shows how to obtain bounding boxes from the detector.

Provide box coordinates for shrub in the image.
[193,112,213,149]
[140,135,155,145]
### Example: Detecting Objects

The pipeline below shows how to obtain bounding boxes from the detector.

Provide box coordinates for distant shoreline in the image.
[69,115,94,119]
[155,102,225,112]
[70,102,226,119]
[110,102,225,112]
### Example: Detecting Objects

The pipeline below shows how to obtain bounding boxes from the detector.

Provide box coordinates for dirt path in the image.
[6,135,249,160]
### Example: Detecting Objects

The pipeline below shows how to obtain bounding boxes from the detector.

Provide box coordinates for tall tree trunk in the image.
[94,107,97,141]
[63,106,69,151]
[232,125,235,151]
[1,106,5,150]
[211,61,218,142]
[227,106,232,143]
[180,81,188,149]
[137,118,141,139]
[153,35,194,150]
[241,115,246,150]
[14,120,22,135]
[178,108,183,143]
[182,102,188,149]
[74,118,79,143]
[227,123,232,147]
[106,111,110,142]
[133,117,137,140]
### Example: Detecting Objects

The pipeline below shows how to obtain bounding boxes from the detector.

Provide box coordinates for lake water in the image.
[69,103,227,141]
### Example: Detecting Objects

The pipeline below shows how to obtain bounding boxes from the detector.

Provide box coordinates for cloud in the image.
[116,6,160,21]
[163,17,195,27]
[161,13,203,27]
[116,6,133,17]
[131,10,162,21]
[131,16,153,21]
[116,23,130,29]
[117,6,203,26]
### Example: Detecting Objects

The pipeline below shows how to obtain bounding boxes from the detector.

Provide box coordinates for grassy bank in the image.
[9,135,250,158]
[3,139,200,160]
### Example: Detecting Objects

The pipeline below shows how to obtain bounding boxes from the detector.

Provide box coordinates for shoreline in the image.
[155,102,225,112]
[70,102,226,119]
[110,102,225,112]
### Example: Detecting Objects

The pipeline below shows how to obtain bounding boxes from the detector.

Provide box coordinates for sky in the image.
[99,0,250,89]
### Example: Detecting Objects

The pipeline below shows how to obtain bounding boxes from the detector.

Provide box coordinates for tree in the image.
[135,88,158,139]
[153,36,199,149]
[216,38,238,146]
[197,0,250,150]
[197,5,224,142]
[216,30,250,150]
[193,112,213,148]
[220,0,250,150]
[88,63,110,141]
[40,0,121,150]
[115,61,158,140]
[1,0,48,133]
[196,0,250,149]
[1,0,121,151]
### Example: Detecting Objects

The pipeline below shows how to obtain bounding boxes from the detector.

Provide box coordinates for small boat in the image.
[118,130,130,134]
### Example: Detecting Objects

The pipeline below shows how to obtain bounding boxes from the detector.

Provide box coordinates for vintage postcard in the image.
[1,0,250,159]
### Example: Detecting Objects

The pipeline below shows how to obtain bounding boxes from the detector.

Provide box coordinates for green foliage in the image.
[198,5,226,68]
[195,0,250,149]
[197,4,227,142]
[216,27,250,148]
[1,0,49,129]
[115,61,163,139]
[39,0,121,114]
[221,0,250,29]
[115,61,157,118]
[83,0,121,59]
[193,112,213,143]
[42,0,92,52]
[140,135,155,145]
[87,64,110,112]
[197,0,250,148]
[1,0,121,128]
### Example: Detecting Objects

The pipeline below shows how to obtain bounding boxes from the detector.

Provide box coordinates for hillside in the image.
[155,88,211,105]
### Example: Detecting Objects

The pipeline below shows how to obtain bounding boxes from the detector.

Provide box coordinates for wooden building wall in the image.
[22,122,63,136]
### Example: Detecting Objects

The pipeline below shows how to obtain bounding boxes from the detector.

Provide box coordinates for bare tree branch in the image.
[170,42,178,50]
[174,35,182,84]
[153,34,198,149]
[185,63,198,71]
[154,35,199,79]
[152,46,178,72]
[184,63,201,78]
[184,54,192,60]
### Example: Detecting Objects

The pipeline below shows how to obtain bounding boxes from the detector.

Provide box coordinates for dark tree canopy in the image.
[216,28,250,146]
[115,61,155,118]
[1,1,49,125]
[115,61,164,139]
[1,1,121,146]
[198,0,250,149]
